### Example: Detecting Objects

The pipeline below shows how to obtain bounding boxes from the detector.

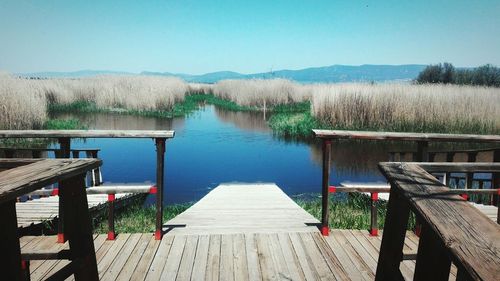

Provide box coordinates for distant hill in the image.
[19,64,427,83]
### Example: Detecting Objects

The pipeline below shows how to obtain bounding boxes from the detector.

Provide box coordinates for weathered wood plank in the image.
[313,129,500,143]
[378,162,500,281]
[0,159,101,203]
[0,130,175,139]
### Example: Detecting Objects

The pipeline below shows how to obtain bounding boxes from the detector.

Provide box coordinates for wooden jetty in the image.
[164,183,319,235]
[19,183,429,281]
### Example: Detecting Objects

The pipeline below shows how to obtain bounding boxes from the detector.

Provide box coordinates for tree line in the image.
[416,62,500,87]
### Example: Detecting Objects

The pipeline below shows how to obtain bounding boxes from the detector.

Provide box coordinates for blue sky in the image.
[0,0,499,74]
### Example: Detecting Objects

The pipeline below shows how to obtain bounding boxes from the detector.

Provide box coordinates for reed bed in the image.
[212,78,310,108]
[43,75,188,111]
[0,74,47,129]
[310,83,500,133]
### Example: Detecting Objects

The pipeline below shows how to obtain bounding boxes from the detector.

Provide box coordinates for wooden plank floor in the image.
[21,230,437,281]
[16,192,138,229]
[164,183,320,235]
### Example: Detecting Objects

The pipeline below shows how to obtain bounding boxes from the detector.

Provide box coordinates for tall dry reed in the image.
[0,74,47,129]
[310,83,500,133]
[212,79,310,108]
[42,75,188,111]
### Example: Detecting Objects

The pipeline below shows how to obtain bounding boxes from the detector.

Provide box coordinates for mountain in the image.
[140,64,426,83]
[19,64,427,83]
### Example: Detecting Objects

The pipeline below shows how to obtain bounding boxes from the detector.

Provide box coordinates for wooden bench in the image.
[0,158,101,281]
[376,162,500,281]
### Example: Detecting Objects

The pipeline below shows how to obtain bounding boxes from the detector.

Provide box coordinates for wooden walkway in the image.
[16,192,140,229]
[21,230,433,281]
[164,183,320,235]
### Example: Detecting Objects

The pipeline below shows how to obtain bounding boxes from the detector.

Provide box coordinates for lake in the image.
[51,106,493,205]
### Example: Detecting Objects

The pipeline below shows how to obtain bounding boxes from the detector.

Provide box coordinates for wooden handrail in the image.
[314,129,500,236]
[313,130,500,142]
[0,159,101,204]
[0,159,100,280]
[376,162,500,281]
[0,130,175,139]
[0,130,173,240]
[388,147,499,155]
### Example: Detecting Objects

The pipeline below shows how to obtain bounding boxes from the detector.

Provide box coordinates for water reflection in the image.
[214,107,271,133]
[51,106,497,204]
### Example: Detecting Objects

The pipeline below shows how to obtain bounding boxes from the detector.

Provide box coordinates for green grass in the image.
[268,111,323,137]
[42,118,86,130]
[93,202,191,234]
[294,193,416,230]
[90,193,415,233]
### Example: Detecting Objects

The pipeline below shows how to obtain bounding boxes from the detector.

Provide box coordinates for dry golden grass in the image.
[310,83,500,133]
[0,74,47,129]
[42,75,188,111]
[212,79,310,108]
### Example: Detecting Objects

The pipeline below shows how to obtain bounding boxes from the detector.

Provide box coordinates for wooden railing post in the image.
[0,199,22,281]
[370,192,378,236]
[493,149,499,213]
[90,150,101,186]
[375,187,410,281]
[107,193,115,240]
[321,139,332,236]
[413,225,452,281]
[413,141,428,236]
[59,174,99,280]
[56,137,71,243]
[155,138,166,240]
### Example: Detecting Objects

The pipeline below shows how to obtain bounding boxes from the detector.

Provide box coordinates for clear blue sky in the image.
[0,0,499,74]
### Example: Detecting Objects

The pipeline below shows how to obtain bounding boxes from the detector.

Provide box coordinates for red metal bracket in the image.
[108,194,115,202]
[328,185,336,193]
[371,192,378,201]
[107,231,116,240]
[370,229,378,236]
[321,226,329,236]
[51,188,59,196]
[154,230,162,240]
[149,186,158,194]
[57,233,65,243]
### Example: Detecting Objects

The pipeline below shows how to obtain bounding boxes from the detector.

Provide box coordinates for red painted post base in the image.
[414,224,422,237]
[321,226,329,236]
[154,230,162,240]
[57,233,65,243]
[461,194,469,200]
[370,228,378,236]
[107,231,115,240]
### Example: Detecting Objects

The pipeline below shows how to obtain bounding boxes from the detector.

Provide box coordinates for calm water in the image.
[51,106,493,204]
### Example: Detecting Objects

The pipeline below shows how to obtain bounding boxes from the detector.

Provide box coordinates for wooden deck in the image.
[21,230,431,281]
[16,192,141,229]
[164,183,320,235]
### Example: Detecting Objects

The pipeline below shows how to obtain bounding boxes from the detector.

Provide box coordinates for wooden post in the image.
[370,192,378,236]
[72,150,79,159]
[107,194,115,240]
[321,139,332,236]
[493,150,499,213]
[413,225,451,281]
[90,150,101,186]
[57,137,71,243]
[59,174,99,280]
[445,152,454,186]
[155,138,166,240]
[413,141,428,236]
[375,188,410,281]
[0,200,22,281]
[466,152,477,202]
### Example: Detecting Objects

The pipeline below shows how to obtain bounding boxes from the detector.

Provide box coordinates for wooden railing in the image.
[376,162,500,281]
[334,181,499,237]
[0,158,101,280]
[0,147,102,186]
[313,129,500,236]
[0,130,175,240]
